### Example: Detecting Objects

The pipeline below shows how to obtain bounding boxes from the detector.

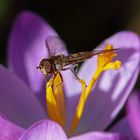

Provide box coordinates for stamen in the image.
[46,73,66,128]
[69,44,122,135]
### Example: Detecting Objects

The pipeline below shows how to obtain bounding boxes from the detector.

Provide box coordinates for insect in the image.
[37,38,118,81]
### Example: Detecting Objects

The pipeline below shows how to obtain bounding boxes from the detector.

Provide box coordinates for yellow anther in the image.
[97,44,117,69]
[46,72,66,128]
[103,60,122,70]
[53,73,66,127]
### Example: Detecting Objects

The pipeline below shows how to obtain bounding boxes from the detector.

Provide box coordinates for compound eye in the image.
[43,60,51,73]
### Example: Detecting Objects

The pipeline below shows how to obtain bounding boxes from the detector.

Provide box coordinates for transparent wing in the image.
[62,48,119,67]
[45,36,68,57]
[92,48,119,55]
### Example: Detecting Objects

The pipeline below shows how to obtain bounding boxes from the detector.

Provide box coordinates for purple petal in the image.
[19,120,68,140]
[69,132,129,140]
[0,113,25,140]
[0,65,46,128]
[8,11,84,120]
[109,117,134,139]
[73,31,140,134]
[8,11,58,94]
[127,91,140,139]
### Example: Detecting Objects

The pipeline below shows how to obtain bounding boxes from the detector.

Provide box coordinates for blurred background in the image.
[0,0,139,89]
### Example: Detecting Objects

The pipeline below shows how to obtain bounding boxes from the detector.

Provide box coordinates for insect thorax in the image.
[49,55,65,71]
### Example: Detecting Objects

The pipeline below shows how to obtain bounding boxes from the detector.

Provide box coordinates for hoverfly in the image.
[37,37,118,81]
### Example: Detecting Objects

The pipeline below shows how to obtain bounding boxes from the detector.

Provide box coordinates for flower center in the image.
[46,44,122,136]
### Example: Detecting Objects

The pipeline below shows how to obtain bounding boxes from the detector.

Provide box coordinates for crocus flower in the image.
[0,11,140,139]
[126,90,140,139]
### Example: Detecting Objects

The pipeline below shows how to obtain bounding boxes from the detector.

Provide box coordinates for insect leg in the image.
[61,67,72,71]
[62,65,81,81]
[62,65,87,85]
[73,64,79,75]
[62,66,88,88]
[62,64,78,73]
[70,68,80,81]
